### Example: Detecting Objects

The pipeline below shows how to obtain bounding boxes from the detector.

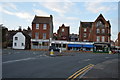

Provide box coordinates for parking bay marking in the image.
[66,64,94,80]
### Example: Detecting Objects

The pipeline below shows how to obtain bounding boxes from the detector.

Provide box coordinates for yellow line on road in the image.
[71,64,94,80]
[66,64,94,80]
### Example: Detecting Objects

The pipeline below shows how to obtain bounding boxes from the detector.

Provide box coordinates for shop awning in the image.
[83,45,94,48]
[68,44,82,47]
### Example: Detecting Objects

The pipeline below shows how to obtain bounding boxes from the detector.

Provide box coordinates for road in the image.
[2,49,119,80]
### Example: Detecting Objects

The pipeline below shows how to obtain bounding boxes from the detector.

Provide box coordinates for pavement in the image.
[2,49,119,80]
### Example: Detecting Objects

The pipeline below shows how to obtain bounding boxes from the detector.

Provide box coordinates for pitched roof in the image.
[32,15,52,24]
[95,14,106,22]
[81,22,93,28]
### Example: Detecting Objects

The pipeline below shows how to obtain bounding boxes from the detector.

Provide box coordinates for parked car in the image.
[49,46,60,52]
[111,50,120,54]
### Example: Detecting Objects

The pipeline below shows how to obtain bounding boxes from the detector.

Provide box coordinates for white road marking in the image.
[3,54,49,64]
[105,57,109,59]
[84,59,91,61]
[3,57,36,64]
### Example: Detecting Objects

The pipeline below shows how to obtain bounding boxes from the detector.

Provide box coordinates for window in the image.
[43,24,47,30]
[108,37,110,42]
[96,20,104,27]
[83,39,87,42]
[83,33,87,37]
[97,36,100,42]
[43,33,46,39]
[21,43,24,46]
[35,32,39,39]
[62,28,64,32]
[14,43,17,46]
[36,24,39,29]
[15,37,18,40]
[102,29,105,33]
[102,36,105,42]
[97,29,100,33]
[84,28,87,32]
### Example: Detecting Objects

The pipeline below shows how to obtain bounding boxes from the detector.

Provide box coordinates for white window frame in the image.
[43,33,46,39]
[102,29,105,33]
[83,33,87,37]
[36,24,39,29]
[62,28,64,32]
[43,24,47,30]
[97,36,100,42]
[83,39,87,42]
[97,28,100,33]
[102,36,105,42]
[84,28,87,32]
[35,32,39,39]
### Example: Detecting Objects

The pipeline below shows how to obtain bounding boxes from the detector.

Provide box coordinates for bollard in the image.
[59,49,62,53]
[50,49,54,56]
[109,50,112,54]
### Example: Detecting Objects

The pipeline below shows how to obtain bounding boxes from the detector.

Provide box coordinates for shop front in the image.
[93,42,110,53]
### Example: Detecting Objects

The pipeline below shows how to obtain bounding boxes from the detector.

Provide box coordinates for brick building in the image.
[79,14,111,52]
[118,32,120,46]
[115,32,120,47]
[31,15,53,49]
[69,33,79,41]
[57,24,69,41]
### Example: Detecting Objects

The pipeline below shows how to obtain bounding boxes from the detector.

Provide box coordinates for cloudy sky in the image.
[0,1,118,41]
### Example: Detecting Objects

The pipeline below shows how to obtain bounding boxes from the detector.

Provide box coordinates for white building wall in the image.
[12,32,25,49]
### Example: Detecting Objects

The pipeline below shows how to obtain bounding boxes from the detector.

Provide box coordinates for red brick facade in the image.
[32,24,50,39]
[57,24,69,41]
[32,15,53,40]
[79,14,111,42]
[118,32,120,46]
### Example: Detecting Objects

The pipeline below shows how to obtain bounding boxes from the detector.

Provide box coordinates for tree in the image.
[18,26,22,31]
[27,26,31,30]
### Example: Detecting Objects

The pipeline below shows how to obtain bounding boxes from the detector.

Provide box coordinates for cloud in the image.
[0,9,33,20]
[2,3,18,10]
[33,9,50,16]
[84,2,111,13]
[39,2,74,16]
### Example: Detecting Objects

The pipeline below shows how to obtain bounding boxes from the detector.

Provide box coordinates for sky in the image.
[0,1,119,41]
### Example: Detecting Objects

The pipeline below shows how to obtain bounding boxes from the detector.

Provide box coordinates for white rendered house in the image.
[12,32,25,49]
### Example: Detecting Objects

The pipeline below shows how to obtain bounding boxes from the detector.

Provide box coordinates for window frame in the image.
[83,33,87,38]
[102,29,105,33]
[96,36,100,42]
[21,43,24,46]
[43,33,46,39]
[84,28,87,32]
[43,24,47,30]
[15,37,18,40]
[14,43,17,46]
[35,32,39,39]
[36,24,39,29]
[96,28,100,33]
[62,28,64,32]
[102,36,105,42]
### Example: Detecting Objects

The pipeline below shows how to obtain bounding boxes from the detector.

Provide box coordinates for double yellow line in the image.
[66,64,94,80]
